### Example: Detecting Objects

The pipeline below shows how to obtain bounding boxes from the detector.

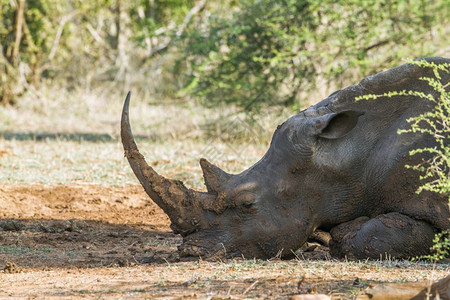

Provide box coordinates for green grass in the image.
[0,246,32,255]
[0,246,60,257]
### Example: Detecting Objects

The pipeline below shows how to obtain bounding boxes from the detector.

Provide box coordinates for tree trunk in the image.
[112,0,121,50]
[12,0,25,65]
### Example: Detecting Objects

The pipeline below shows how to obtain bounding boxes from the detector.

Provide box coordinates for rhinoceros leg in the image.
[328,212,436,259]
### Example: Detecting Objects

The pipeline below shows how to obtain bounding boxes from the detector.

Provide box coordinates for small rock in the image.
[184,274,199,287]
[290,295,331,300]
[3,262,21,274]
[357,275,450,300]
[418,274,450,300]
[297,281,315,294]
[0,220,25,231]
[117,259,131,267]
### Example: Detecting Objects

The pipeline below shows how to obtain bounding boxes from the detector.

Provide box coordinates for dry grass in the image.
[0,138,270,187]
[0,86,293,141]
[0,87,293,186]
[1,258,448,298]
[0,87,292,186]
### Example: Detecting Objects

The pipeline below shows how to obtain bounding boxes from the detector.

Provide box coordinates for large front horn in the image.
[121,92,217,235]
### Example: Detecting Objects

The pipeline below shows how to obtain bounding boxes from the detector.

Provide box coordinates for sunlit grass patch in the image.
[0,88,287,186]
[0,138,268,186]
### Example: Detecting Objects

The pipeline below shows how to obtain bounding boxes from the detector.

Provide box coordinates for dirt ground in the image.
[0,184,448,299]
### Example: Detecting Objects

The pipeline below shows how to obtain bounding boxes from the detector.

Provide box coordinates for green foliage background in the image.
[1,0,449,108]
[0,0,198,103]
[180,0,449,110]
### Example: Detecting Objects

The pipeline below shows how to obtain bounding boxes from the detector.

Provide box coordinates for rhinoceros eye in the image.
[243,203,254,209]
[235,192,256,209]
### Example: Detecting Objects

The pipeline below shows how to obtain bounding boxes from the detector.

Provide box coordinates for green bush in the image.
[180,0,448,111]
[357,60,449,198]
[398,61,449,197]
[0,0,117,102]
[424,230,449,261]
[0,0,198,103]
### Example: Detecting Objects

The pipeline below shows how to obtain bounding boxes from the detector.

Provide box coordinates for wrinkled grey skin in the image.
[121,57,449,259]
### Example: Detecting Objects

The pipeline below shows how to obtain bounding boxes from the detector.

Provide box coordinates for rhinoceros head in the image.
[121,93,363,258]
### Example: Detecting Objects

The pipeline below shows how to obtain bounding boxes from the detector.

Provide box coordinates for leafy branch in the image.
[356,61,449,198]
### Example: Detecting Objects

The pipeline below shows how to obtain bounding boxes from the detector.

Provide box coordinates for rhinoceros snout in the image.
[178,233,236,259]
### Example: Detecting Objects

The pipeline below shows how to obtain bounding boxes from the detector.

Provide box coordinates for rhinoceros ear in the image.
[312,111,362,139]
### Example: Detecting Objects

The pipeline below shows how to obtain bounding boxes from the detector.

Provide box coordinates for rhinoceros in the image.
[121,57,449,260]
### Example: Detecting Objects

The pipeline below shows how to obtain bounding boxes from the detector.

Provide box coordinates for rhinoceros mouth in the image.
[177,229,236,258]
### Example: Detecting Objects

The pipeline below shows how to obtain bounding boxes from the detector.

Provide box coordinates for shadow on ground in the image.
[0,218,182,270]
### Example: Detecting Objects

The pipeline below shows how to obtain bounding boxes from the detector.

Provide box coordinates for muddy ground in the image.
[0,184,448,299]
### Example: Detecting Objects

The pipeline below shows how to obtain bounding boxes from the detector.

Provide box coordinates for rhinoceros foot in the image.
[329,212,436,260]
